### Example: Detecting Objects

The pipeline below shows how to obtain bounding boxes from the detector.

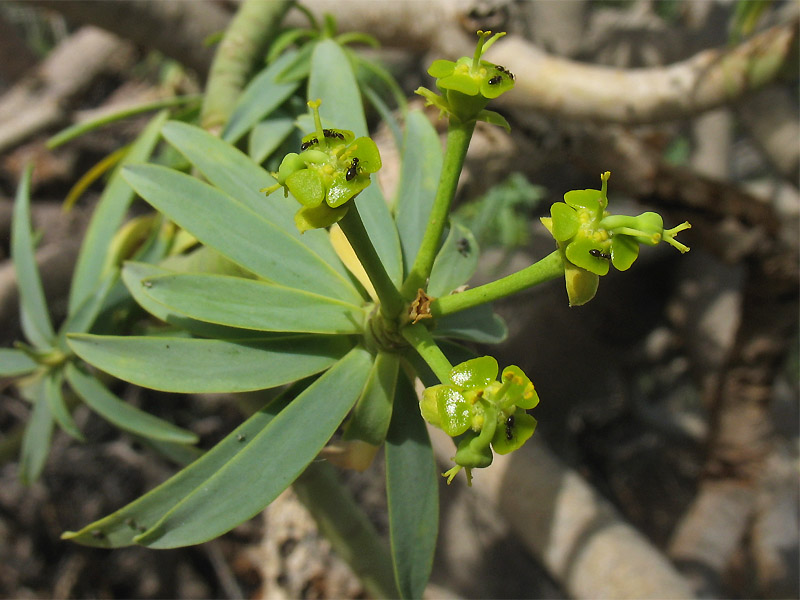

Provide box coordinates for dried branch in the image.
[0,27,134,154]
[26,0,230,78]
[430,428,695,599]
[487,18,798,125]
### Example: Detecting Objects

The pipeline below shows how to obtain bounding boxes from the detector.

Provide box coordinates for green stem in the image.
[293,461,400,599]
[200,0,293,134]
[401,323,453,384]
[339,203,405,319]
[431,250,563,317]
[400,120,476,298]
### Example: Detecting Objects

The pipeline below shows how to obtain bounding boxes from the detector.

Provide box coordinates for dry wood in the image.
[430,428,696,599]
[0,27,134,154]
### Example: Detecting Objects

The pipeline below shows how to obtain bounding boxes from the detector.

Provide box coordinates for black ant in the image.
[488,75,503,85]
[505,415,515,441]
[456,237,471,257]
[300,138,318,151]
[346,157,359,181]
[589,249,612,260]
[496,65,515,80]
[323,129,345,140]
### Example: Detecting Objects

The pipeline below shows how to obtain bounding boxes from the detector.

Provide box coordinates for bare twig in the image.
[27,0,230,78]
[0,27,134,154]
[430,428,696,599]
[487,19,798,125]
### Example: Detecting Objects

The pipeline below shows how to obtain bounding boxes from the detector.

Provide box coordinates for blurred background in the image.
[0,1,797,598]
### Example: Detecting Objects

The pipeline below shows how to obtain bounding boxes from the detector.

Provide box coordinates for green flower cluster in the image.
[416,30,515,129]
[541,171,691,306]
[262,100,382,232]
[420,356,539,485]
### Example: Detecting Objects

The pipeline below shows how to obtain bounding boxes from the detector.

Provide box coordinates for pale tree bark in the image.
[486,18,798,125]
[430,428,696,600]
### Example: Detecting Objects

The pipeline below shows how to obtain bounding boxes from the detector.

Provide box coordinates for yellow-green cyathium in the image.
[416,30,515,130]
[541,171,691,306]
[420,356,539,485]
[262,99,382,232]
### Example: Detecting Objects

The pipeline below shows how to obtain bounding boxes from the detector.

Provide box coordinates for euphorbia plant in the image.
[6,16,691,599]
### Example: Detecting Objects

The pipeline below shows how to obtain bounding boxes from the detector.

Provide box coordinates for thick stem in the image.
[401,120,475,298]
[339,203,405,319]
[293,461,400,599]
[200,0,293,134]
[401,323,453,384]
[431,250,563,317]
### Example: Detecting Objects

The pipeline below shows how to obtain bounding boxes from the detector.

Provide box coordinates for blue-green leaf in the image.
[122,262,276,339]
[44,368,85,442]
[122,164,359,303]
[63,384,302,547]
[64,363,197,444]
[249,116,295,164]
[12,164,55,348]
[343,351,398,446]
[385,374,438,599]
[427,222,478,297]
[68,111,168,313]
[434,304,508,345]
[393,111,443,275]
[308,39,367,136]
[139,272,367,334]
[133,345,373,548]
[0,348,38,377]
[354,185,404,287]
[160,121,354,286]
[222,51,300,144]
[57,270,117,350]
[19,376,55,484]
[67,333,351,393]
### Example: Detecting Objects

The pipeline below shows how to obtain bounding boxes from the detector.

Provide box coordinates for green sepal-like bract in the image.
[415,30,515,127]
[419,356,540,484]
[263,100,382,232]
[542,171,691,305]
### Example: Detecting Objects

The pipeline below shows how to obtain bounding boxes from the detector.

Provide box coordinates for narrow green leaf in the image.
[47,94,201,150]
[63,385,302,547]
[427,222,479,297]
[67,333,351,393]
[57,270,117,350]
[354,185,404,287]
[122,262,275,339]
[222,51,300,144]
[64,363,198,444]
[308,39,367,135]
[140,273,367,334]
[343,351,398,445]
[385,374,439,599]
[19,376,55,484]
[434,304,508,345]
[294,462,401,599]
[134,345,373,548]
[122,164,358,303]
[12,164,55,348]
[249,116,295,164]
[68,110,168,313]
[0,348,38,377]
[393,111,443,275]
[161,120,352,287]
[44,369,85,442]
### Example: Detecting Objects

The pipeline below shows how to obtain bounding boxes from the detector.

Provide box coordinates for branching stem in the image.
[431,250,563,317]
[401,120,475,298]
